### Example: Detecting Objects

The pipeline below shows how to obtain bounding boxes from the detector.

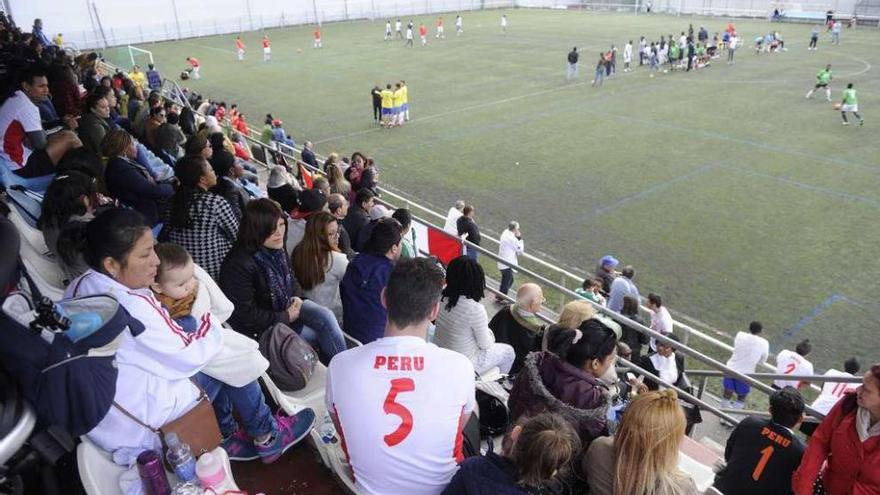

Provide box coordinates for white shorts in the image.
[263,47,271,54]
[438,26,444,33]
[842,104,858,112]
[237,49,244,55]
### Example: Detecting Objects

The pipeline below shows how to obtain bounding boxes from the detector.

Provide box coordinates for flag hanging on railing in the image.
[411,219,462,265]
[299,163,314,189]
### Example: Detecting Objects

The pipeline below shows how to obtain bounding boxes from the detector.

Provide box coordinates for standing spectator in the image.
[340,218,403,344]
[146,63,162,91]
[102,130,173,226]
[301,140,318,169]
[647,292,673,351]
[434,256,516,374]
[163,156,239,280]
[342,188,374,251]
[489,283,546,374]
[32,18,52,47]
[128,65,147,91]
[607,265,639,313]
[722,321,769,412]
[327,161,351,198]
[392,208,416,258]
[594,255,618,295]
[774,339,814,389]
[444,199,465,234]
[792,364,880,495]
[371,85,382,122]
[292,211,348,322]
[457,205,481,260]
[713,387,806,495]
[619,295,649,360]
[442,413,581,495]
[583,390,698,495]
[497,221,524,302]
[328,193,355,259]
[327,258,476,495]
[636,334,687,391]
[567,47,579,80]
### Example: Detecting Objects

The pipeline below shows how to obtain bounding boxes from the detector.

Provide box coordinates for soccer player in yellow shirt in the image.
[399,80,409,121]
[392,83,405,127]
[380,84,394,128]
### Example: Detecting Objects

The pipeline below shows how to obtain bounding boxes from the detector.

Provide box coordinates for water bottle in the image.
[195,451,238,493]
[137,450,172,495]
[320,411,337,444]
[165,433,198,484]
[56,304,103,343]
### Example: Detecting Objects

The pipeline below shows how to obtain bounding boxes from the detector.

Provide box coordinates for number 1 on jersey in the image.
[383,378,415,447]
[752,446,774,481]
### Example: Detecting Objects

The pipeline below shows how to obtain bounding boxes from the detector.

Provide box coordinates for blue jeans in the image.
[594,68,605,85]
[499,268,514,296]
[295,300,347,360]
[466,246,479,260]
[193,373,276,439]
[567,62,578,79]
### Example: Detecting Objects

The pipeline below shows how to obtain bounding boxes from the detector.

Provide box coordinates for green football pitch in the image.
[108,9,880,371]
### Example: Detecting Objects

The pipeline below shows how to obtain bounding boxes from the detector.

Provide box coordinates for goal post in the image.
[127,45,154,68]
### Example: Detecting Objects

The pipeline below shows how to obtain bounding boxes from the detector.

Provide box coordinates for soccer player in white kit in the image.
[405,23,414,47]
[455,15,463,35]
[501,14,507,33]
[385,20,393,40]
[326,258,476,495]
[773,339,814,389]
[395,19,403,39]
[623,40,633,72]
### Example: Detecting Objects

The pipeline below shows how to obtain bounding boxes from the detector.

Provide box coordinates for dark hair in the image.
[209,149,235,178]
[354,188,375,208]
[20,67,47,86]
[83,208,150,273]
[511,413,581,488]
[442,255,485,310]
[208,132,226,151]
[184,134,209,157]
[149,105,164,118]
[621,295,639,316]
[749,321,763,334]
[363,217,402,256]
[165,112,179,125]
[154,242,192,283]
[548,319,618,368]
[327,193,346,214]
[621,265,635,278]
[168,156,209,228]
[236,198,284,253]
[391,208,412,230]
[795,339,812,357]
[462,205,474,216]
[656,332,680,350]
[769,387,805,428]
[844,357,861,375]
[647,293,663,307]
[385,258,445,329]
[38,170,97,230]
[84,91,107,112]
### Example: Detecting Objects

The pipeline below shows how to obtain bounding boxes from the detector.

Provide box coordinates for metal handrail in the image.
[686,370,863,383]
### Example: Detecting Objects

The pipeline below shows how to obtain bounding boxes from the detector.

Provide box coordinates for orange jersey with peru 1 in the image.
[326,335,476,495]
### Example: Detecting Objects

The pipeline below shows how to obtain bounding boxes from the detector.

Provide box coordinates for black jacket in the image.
[212,177,248,220]
[301,147,318,170]
[620,312,650,359]
[637,352,687,391]
[218,245,302,340]
[337,223,355,259]
[342,207,371,252]
[567,50,579,64]
[457,216,481,246]
[105,156,174,226]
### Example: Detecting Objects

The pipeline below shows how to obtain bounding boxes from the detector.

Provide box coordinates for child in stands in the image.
[150,243,202,332]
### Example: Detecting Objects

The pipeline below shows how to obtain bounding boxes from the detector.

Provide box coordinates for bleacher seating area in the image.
[1,10,878,495]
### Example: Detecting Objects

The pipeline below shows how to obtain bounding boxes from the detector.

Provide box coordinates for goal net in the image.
[127,45,154,69]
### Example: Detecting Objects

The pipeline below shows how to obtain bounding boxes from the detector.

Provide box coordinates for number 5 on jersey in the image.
[383,378,415,447]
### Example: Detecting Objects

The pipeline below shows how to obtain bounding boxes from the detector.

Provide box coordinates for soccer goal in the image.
[127,45,154,68]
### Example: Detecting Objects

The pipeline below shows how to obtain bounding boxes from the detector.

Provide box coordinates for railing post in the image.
[696,376,708,401]
[558,274,567,309]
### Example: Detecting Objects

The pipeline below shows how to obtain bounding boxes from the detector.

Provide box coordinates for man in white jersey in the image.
[722,321,769,412]
[774,339,814,389]
[500,14,508,33]
[395,19,403,39]
[327,258,476,495]
[623,40,633,72]
[801,357,860,436]
[455,15,463,35]
[385,20,393,40]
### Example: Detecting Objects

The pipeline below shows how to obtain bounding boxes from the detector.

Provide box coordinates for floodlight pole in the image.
[170,0,182,39]
[246,0,255,30]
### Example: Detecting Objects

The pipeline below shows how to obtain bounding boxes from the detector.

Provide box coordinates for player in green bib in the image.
[806,64,832,101]
[669,44,679,71]
[840,83,864,126]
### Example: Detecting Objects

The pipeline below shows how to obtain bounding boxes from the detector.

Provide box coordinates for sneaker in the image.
[256,408,316,464]
[221,430,260,461]
[860,119,865,126]
[843,121,850,126]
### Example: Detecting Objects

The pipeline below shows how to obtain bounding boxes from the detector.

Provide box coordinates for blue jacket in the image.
[442,453,536,495]
[339,253,392,344]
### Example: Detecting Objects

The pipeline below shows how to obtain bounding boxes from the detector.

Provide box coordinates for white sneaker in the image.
[842,121,850,125]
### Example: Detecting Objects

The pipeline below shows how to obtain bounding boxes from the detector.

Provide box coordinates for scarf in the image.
[254,247,295,312]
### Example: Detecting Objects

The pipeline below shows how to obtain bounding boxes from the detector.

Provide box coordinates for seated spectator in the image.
[607,265,639,313]
[583,390,698,495]
[647,292,673,351]
[575,276,606,306]
[230,131,252,161]
[792,364,880,495]
[442,412,581,495]
[327,257,476,495]
[328,193,355,259]
[343,188,375,251]
[156,110,185,159]
[594,255,619,295]
[489,283,546,374]
[541,299,595,352]
[132,91,160,138]
[219,198,345,359]
[143,105,166,150]
[209,149,248,220]
[773,339,814,390]
[0,67,82,178]
[808,357,861,417]
[267,166,300,214]
[37,170,99,280]
[327,161,351,197]
[77,91,112,156]
[102,129,173,226]
[162,155,239,280]
[509,319,617,445]
[292,211,348,322]
[340,217,402,344]
[185,132,213,161]
[286,188,327,254]
[65,208,316,467]
[714,387,806,495]
[323,151,341,176]
[434,256,516,374]
[48,63,82,118]
[636,334,687,391]
[619,295,650,360]
[392,207,416,258]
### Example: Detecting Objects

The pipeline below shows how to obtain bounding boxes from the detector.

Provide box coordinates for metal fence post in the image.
[559,274,567,308]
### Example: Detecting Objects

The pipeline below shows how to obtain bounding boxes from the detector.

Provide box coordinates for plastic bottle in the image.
[195,451,238,493]
[320,411,337,444]
[56,304,103,342]
[137,450,172,495]
[165,433,198,484]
